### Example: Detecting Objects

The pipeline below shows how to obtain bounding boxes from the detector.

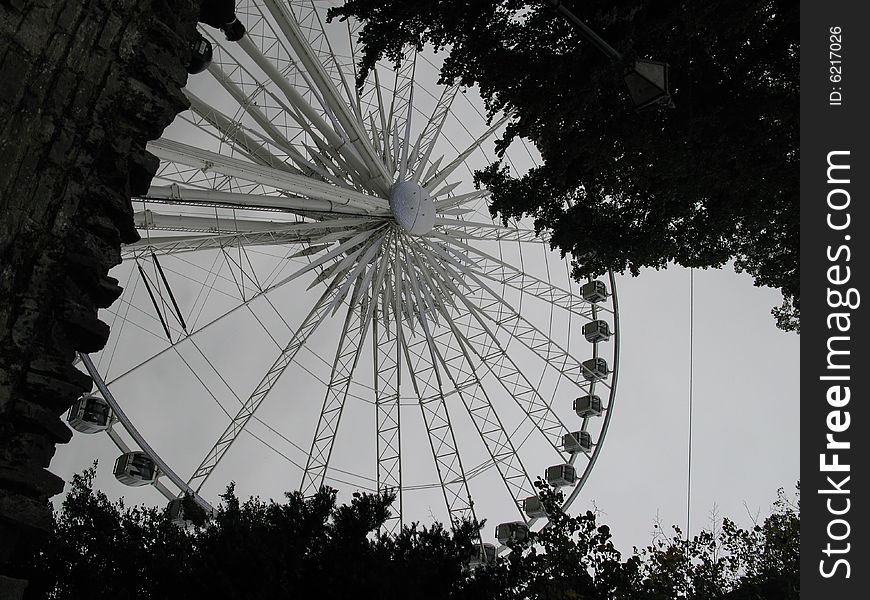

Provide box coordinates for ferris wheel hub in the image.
[388,180,435,235]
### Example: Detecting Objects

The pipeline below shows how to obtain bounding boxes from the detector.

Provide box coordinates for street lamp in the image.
[544,0,674,110]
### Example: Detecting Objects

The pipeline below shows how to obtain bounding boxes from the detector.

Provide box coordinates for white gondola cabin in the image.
[563,431,593,454]
[469,542,497,568]
[166,498,188,527]
[581,358,609,381]
[582,320,611,343]
[523,495,547,519]
[167,497,210,527]
[546,463,578,487]
[581,280,608,303]
[66,393,113,434]
[574,394,602,418]
[496,521,530,545]
[114,451,158,486]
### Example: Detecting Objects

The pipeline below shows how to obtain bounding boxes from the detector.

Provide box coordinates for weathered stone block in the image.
[0,487,56,531]
[5,400,73,444]
[0,431,60,471]
[97,13,126,51]
[128,149,160,196]
[55,1,84,35]
[0,465,64,499]
[0,46,28,105]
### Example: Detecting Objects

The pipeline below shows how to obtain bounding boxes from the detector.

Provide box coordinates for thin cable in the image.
[686,268,695,593]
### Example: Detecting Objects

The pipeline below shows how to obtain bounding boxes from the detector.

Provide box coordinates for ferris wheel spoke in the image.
[435,242,610,392]
[133,209,306,235]
[409,83,460,184]
[377,49,417,175]
[325,234,385,316]
[425,314,537,523]
[422,111,512,192]
[202,15,332,158]
[203,44,358,187]
[397,81,415,182]
[373,311,402,531]
[301,284,370,494]
[300,140,365,190]
[433,220,550,244]
[410,242,572,457]
[433,189,489,211]
[203,60,312,167]
[286,0,364,120]
[233,0,344,123]
[183,90,301,174]
[448,312,570,456]
[130,208,372,249]
[391,55,416,181]
[124,221,369,258]
[233,34,380,192]
[140,186,378,219]
[182,91,351,190]
[262,0,393,192]
[429,232,607,319]
[147,139,389,215]
[186,275,344,493]
[372,68,394,174]
[406,247,540,519]
[150,156,252,195]
[400,328,477,525]
[274,222,386,289]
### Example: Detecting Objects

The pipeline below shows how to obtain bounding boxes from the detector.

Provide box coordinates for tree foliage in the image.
[15,466,478,600]
[328,0,799,330]
[12,468,798,599]
[467,480,800,600]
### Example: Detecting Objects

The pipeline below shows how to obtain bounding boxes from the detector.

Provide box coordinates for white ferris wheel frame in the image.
[71,0,621,545]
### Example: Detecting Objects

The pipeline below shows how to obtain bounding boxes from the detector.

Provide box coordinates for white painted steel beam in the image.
[410,84,459,184]
[124,218,369,257]
[423,112,512,191]
[184,90,301,174]
[398,303,477,525]
[261,1,394,193]
[235,34,384,193]
[147,138,389,214]
[411,241,572,457]
[142,185,382,217]
[134,210,307,234]
[416,292,536,523]
[301,283,370,494]
[187,277,344,493]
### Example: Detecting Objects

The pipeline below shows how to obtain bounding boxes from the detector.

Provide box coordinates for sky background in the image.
[48,0,800,556]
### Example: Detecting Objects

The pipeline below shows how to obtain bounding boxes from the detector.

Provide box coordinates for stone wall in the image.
[0,0,199,584]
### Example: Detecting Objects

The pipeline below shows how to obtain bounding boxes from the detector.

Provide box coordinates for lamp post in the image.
[543,0,674,110]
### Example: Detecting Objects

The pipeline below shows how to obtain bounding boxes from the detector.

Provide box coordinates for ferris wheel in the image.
[67,0,619,550]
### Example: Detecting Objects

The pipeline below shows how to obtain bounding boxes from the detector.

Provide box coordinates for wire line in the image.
[686,268,695,592]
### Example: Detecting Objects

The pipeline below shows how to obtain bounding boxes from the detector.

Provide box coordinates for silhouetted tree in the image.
[16,466,477,600]
[14,468,798,599]
[328,0,799,331]
[466,480,799,600]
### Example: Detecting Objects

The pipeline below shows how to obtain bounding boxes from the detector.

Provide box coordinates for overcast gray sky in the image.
[48,0,799,556]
